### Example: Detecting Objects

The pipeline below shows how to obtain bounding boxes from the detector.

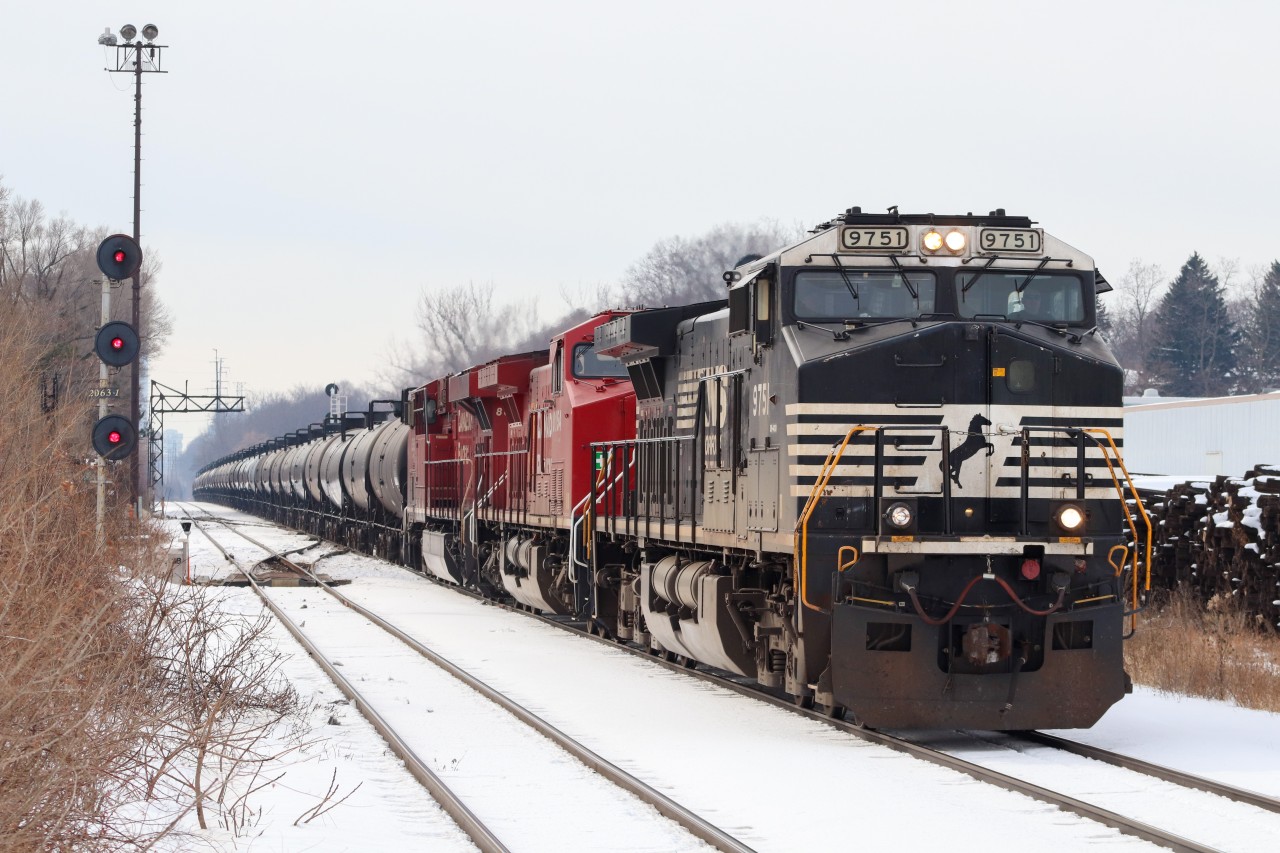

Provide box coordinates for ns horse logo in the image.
[941,413,994,489]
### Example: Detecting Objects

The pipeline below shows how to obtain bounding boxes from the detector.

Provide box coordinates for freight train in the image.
[195,207,1151,730]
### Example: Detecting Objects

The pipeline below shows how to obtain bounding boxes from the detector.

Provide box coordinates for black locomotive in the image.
[197,207,1148,730]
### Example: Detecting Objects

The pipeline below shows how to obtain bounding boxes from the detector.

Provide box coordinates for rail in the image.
[186,504,753,853]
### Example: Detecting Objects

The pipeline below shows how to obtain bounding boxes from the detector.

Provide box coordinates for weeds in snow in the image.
[0,300,323,850]
[1125,587,1280,712]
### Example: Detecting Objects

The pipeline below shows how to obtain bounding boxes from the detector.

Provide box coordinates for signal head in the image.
[141,24,159,41]
[120,24,137,41]
[94,321,140,367]
[92,415,137,460]
[96,234,143,280]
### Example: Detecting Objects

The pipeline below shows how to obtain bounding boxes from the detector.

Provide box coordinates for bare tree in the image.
[0,297,309,850]
[1104,259,1166,393]
[619,219,803,307]
[0,178,172,384]
[382,281,544,389]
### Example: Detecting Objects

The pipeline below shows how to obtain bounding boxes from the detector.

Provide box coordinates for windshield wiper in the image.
[831,255,859,300]
[794,320,849,341]
[887,255,919,299]
[960,256,1000,294]
[1014,257,1053,294]
[1012,315,1072,338]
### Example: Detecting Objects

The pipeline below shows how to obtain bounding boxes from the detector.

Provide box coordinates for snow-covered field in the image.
[161,504,1280,852]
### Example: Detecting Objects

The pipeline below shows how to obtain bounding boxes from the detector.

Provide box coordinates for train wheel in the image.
[675,655,697,670]
[793,692,815,710]
[819,702,846,720]
[662,650,679,663]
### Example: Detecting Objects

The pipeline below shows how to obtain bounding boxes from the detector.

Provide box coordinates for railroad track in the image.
[1012,730,1280,816]
[559,621,1277,853]
[179,503,1280,852]
[176,503,748,853]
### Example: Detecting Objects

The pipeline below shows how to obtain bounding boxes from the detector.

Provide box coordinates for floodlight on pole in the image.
[99,24,169,513]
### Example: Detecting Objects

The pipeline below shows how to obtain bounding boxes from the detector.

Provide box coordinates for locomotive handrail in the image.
[571,446,636,580]
[794,422,1151,622]
[575,447,616,578]
[590,434,697,545]
[1082,427,1153,635]
[420,456,471,525]
[1016,424,1154,633]
[795,424,875,612]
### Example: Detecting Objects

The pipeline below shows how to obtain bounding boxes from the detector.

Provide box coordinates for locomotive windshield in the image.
[793,270,936,320]
[572,342,628,378]
[957,271,1087,324]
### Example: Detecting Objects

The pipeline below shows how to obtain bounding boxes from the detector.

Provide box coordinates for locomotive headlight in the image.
[921,230,944,252]
[944,230,967,253]
[885,502,914,529]
[1055,503,1086,532]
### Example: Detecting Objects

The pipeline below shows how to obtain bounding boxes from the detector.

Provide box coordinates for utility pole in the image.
[100,23,168,514]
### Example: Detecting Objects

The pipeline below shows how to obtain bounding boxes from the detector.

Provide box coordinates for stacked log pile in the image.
[1141,464,1280,632]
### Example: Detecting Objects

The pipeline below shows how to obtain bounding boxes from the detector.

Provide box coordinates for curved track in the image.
[177,503,749,853]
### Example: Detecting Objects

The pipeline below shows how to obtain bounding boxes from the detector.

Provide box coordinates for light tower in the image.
[100,23,168,512]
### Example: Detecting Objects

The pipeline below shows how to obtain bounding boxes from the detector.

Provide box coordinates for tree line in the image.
[0,175,171,410]
[16,162,1270,471]
[1102,254,1280,397]
[382,219,803,389]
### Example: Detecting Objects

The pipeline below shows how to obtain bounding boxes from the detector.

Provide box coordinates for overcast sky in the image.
[5,2,1279,434]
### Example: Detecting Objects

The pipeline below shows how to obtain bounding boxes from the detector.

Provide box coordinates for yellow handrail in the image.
[1083,428,1154,634]
[793,425,874,612]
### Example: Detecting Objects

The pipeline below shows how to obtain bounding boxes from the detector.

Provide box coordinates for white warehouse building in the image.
[1122,391,1280,477]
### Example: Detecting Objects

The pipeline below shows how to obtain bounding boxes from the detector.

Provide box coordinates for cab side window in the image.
[552,343,563,394]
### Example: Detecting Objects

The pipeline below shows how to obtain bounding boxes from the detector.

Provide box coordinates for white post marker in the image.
[180,520,192,584]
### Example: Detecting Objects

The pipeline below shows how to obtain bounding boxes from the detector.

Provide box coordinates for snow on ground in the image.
[160,504,1280,852]
[1052,689,1280,798]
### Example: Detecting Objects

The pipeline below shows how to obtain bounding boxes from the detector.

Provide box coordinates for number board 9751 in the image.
[840,226,909,252]
[978,228,1043,253]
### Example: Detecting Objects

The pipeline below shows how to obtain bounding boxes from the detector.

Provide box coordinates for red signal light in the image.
[111,337,125,350]
[96,235,142,280]
[92,414,135,458]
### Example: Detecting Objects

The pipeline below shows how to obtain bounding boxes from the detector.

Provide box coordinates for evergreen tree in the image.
[1239,260,1280,393]
[1095,293,1112,336]
[1144,253,1239,397]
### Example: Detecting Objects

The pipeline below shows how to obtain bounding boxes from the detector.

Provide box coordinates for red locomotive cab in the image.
[526,312,638,528]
